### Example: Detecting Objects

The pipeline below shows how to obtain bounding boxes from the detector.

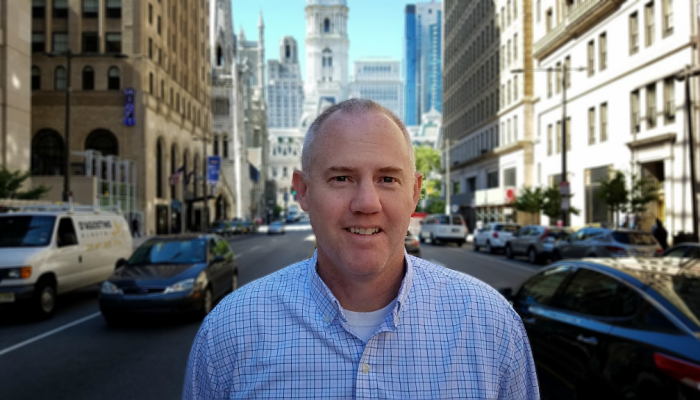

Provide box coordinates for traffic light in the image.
[291,189,296,196]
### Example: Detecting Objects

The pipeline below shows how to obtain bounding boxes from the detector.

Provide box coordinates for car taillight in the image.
[539,228,549,241]
[654,353,700,391]
[655,248,663,255]
[605,246,627,256]
[493,232,499,239]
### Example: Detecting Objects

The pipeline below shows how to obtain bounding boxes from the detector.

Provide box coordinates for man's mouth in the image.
[346,227,382,235]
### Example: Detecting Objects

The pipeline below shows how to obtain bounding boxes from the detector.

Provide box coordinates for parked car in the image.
[268,221,286,235]
[662,243,700,258]
[405,232,421,258]
[500,258,700,400]
[208,220,232,236]
[473,222,521,254]
[0,207,133,318]
[553,227,663,260]
[505,225,573,264]
[418,214,468,246]
[99,234,238,325]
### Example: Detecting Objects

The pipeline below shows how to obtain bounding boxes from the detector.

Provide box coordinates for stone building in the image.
[267,128,304,211]
[1,1,32,175]
[30,0,218,235]
[267,37,304,129]
[349,58,404,122]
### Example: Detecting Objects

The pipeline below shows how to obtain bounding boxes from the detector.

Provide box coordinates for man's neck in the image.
[316,254,405,313]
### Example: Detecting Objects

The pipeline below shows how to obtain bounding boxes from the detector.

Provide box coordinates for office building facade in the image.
[267,37,304,129]
[349,58,404,121]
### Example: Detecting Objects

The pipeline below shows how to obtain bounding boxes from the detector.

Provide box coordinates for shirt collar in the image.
[308,249,414,329]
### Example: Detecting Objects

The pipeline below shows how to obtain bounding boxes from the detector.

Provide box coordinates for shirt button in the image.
[362,363,370,374]
[324,315,330,323]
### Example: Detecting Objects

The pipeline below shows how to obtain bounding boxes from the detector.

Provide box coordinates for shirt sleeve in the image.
[182,319,228,400]
[499,311,540,399]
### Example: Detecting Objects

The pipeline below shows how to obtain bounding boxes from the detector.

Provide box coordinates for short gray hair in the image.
[300,99,416,180]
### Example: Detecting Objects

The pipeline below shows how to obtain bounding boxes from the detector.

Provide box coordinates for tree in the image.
[628,173,661,216]
[414,145,442,199]
[542,184,580,223]
[595,170,628,226]
[513,186,545,223]
[0,168,50,200]
[425,199,445,214]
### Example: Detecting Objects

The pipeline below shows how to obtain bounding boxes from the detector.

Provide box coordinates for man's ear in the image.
[412,171,423,208]
[292,170,311,211]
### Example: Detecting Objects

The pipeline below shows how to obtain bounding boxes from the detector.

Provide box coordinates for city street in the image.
[0,224,538,400]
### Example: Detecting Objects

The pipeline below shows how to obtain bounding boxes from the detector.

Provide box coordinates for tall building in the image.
[267,37,304,129]
[532,0,696,234]
[1,1,32,174]
[443,0,534,231]
[349,58,404,121]
[299,0,350,129]
[404,2,442,126]
[238,15,270,220]
[211,0,249,219]
[267,128,305,210]
[30,0,215,235]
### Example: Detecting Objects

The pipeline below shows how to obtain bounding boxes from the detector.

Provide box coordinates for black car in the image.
[502,257,700,400]
[405,232,421,257]
[662,243,700,259]
[99,234,238,325]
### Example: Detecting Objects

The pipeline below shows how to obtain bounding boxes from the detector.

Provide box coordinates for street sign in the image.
[559,181,570,196]
[171,198,181,211]
[207,156,221,185]
[123,88,135,127]
[451,204,459,213]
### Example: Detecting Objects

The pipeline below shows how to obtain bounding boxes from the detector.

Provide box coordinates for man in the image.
[183,99,539,399]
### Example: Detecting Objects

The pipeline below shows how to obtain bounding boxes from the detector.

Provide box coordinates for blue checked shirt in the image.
[183,251,539,399]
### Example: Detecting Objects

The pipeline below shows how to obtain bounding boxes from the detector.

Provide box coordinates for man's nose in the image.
[350,180,382,214]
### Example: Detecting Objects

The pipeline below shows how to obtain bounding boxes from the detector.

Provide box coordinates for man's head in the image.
[292,99,422,282]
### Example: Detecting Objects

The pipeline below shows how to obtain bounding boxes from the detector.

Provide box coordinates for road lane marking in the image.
[429,245,540,273]
[250,245,261,251]
[235,253,242,259]
[0,312,102,357]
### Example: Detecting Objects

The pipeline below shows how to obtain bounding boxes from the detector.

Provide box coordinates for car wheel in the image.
[102,311,124,327]
[32,278,57,319]
[231,271,239,292]
[199,288,214,319]
[486,241,493,254]
[419,234,425,243]
[473,240,479,252]
[458,240,465,247]
[505,244,514,259]
[528,248,539,264]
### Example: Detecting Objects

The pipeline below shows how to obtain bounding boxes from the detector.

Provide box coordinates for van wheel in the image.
[419,234,425,243]
[33,279,57,319]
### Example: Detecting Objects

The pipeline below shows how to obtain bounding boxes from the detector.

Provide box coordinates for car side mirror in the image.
[212,255,225,263]
[115,258,128,269]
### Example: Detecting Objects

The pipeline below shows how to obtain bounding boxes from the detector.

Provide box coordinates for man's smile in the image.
[345,227,383,235]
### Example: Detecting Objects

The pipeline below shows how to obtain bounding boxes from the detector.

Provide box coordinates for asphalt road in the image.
[0,225,537,400]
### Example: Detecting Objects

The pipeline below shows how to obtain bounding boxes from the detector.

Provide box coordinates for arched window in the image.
[85,129,119,156]
[324,18,330,33]
[217,46,223,66]
[107,66,120,90]
[31,66,41,91]
[156,139,164,198]
[82,66,94,90]
[55,66,66,90]
[31,129,64,175]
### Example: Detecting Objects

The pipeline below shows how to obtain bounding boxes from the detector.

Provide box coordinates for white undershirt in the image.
[342,298,397,343]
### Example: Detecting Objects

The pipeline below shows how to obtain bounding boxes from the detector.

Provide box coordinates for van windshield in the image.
[0,216,56,247]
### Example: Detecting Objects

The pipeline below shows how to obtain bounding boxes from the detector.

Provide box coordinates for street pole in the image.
[202,134,208,232]
[445,138,451,215]
[682,67,700,242]
[561,66,568,227]
[63,49,72,202]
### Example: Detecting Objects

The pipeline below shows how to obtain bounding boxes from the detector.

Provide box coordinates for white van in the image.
[0,206,133,317]
[419,214,469,246]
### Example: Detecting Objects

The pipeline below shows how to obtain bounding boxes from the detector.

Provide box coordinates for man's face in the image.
[293,110,422,280]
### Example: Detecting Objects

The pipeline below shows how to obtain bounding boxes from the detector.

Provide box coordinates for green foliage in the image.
[272,205,283,219]
[414,145,442,200]
[542,185,580,222]
[595,170,628,225]
[595,169,660,225]
[0,168,50,200]
[629,173,661,215]
[425,199,445,214]
[513,186,545,217]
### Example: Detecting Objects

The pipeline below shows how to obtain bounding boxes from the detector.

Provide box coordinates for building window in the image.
[600,103,608,142]
[507,80,512,104]
[106,0,122,18]
[156,140,164,199]
[546,8,553,32]
[213,98,229,115]
[283,167,288,178]
[85,129,118,156]
[149,3,153,24]
[588,108,596,145]
[564,56,571,88]
[213,137,219,156]
[105,33,122,53]
[514,115,518,140]
[487,171,499,188]
[83,32,99,53]
[565,117,571,151]
[31,67,41,91]
[630,12,639,54]
[158,16,162,35]
[507,40,511,65]
[663,0,673,35]
[547,124,553,155]
[149,38,153,58]
[53,33,68,53]
[645,2,655,47]
[324,18,330,33]
[514,34,518,60]
[585,166,611,223]
[514,75,518,101]
[54,66,66,90]
[223,137,229,159]
[53,0,68,18]
[107,67,120,90]
[647,83,657,129]
[537,0,541,22]
[555,62,562,93]
[32,0,46,18]
[664,77,676,123]
[547,68,552,97]
[556,121,562,153]
[503,167,516,187]
[83,0,99,18]
[149,72,154,94]
[82,66,94,90]
[599,32,607,70]
[32,32,45,53]
[513,0,518,19]
[31,130,64,176]
[631,90,640,133]
[587,41,595,76]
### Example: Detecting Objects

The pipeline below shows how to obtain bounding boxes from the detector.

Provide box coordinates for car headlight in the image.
[164,272,208,294]
[101,281,123,294]
[6,266,32,279]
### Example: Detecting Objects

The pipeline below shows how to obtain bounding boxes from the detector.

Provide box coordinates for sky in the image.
[231,0,420,81]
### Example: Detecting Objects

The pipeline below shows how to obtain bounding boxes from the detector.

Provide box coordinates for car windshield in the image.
[612,231,659,245]
[452,216,463,225]
[497,225,520,233]
[128,239,206,264]
[0,216,56,247]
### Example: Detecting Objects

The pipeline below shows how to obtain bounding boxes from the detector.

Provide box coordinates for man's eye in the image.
[382,177,397,183]
[333,176,347,182]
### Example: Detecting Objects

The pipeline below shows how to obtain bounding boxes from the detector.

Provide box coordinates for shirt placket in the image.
[355,341,377,399]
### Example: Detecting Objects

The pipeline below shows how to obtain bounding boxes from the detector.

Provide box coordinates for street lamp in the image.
[46,50,128,202]
[676,66,700,243]
[193,135,211,232]
[512,66,585,226]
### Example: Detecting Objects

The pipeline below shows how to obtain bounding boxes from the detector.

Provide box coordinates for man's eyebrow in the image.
[325,166,404,174]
